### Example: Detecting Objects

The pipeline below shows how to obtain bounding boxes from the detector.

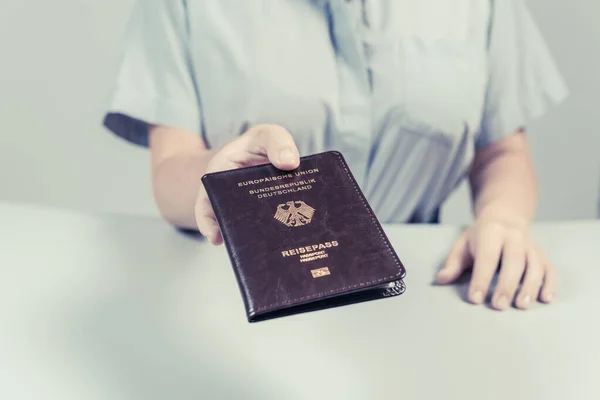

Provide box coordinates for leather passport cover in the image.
[202,151,406,322]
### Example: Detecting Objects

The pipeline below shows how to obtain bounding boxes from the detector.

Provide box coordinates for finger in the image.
[515,248,544,310]
[436,234,473,284]
[540,263,557,304]
[203,154,240,175]
[469,224,504,305]
[240,124,300,170]
[195,189,223,245]
[492,231,526,310]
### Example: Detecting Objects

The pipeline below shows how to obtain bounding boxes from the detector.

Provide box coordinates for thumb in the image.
[241,124,300,170]
[436,233,473,284]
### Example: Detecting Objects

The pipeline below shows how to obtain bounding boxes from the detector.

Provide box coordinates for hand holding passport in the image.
[202,151,407,322]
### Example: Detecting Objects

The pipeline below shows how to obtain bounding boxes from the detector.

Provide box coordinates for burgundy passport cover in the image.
[202,151,406,322]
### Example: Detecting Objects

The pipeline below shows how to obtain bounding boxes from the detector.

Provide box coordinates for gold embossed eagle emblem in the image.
[274,200,315,227]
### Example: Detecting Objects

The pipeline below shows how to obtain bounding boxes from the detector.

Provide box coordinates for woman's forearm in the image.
[469,132,538,226]
[149,125,216,229]
[152,151,215,229]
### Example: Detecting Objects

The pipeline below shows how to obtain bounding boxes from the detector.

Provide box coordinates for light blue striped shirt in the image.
[104,0,568,223]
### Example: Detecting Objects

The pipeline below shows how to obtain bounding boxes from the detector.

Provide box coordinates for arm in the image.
[149,125,216,229]
[149,124,300,241]
[435,2,565,310]
[437,130,555,311]
[469,130,538,227]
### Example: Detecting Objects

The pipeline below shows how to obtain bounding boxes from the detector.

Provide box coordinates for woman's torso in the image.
[185,0,491,222]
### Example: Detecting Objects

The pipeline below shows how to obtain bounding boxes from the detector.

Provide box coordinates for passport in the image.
[202,151,406,322]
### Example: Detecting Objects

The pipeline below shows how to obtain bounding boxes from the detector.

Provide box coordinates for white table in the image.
[1,202,599,400]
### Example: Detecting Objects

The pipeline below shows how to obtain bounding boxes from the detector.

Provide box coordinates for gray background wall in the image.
[0,0,598,223]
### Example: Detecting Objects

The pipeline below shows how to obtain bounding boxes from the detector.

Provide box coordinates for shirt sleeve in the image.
[476,0,569,149]
[103,0,200,147]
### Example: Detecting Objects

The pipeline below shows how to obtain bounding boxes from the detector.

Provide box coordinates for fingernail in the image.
[496,295,509,310]
[471,291,484,304]
[521,295,531,309]
[278,149,297,165]
[543,292,554,303]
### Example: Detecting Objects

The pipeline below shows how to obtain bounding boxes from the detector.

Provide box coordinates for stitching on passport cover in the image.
[254,278,403,313]
[203,151,404,314]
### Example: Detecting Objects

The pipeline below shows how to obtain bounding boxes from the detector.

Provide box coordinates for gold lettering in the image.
[280,240,339,258]
[295,169,320,177]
